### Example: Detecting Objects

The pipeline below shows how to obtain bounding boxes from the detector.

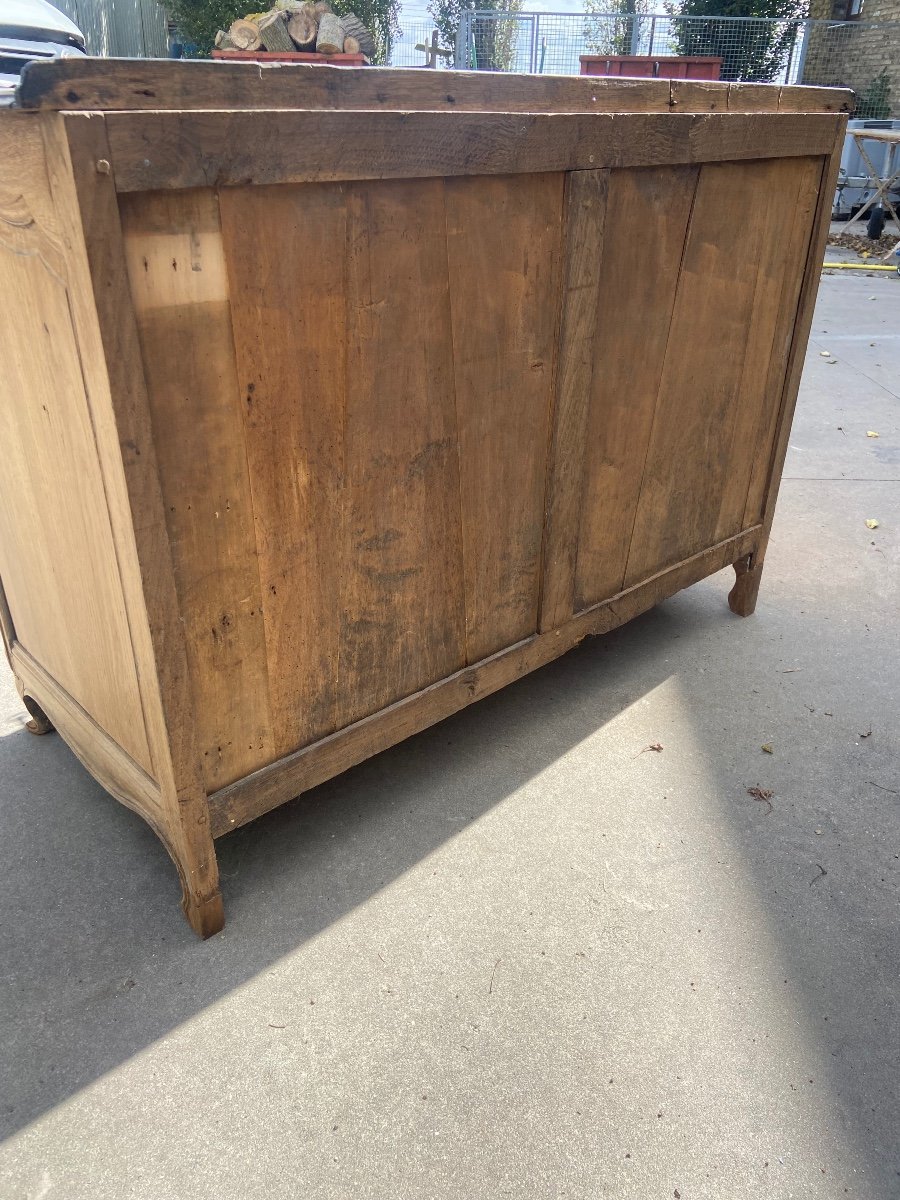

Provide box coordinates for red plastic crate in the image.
[579,55,721,80]
[212,50,369,65]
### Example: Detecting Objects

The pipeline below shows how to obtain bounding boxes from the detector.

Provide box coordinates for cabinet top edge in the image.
[11,57,854,116]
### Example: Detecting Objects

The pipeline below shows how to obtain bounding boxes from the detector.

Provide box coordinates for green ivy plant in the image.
[856,69,892,119]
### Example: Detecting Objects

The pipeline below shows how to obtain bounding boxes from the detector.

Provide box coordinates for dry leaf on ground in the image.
[747,786,774,814]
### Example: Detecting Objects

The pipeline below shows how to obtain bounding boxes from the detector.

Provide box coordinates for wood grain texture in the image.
[209,525,761,836]
[12,642,162,819]
[445,172,564,662]
[119,187,275,793]
[622,157,817,586]
[0,87,845,938]
[40,114,175,787]
[59,113,223,936]
[777,85,854,113]
[742,160,827,528]
[101,110,844,193]
[574,164,699,609]
[540,169,609,632]
[16,60,852,115]
[668,81,852,114]
[729,142,845,618]
[0,574,15,662]
[756,145,845,535]
[713,156,823,541]
[218,181,348,754]
[0,115,153,773]
[340,179,467,723]
[221,178,466,747]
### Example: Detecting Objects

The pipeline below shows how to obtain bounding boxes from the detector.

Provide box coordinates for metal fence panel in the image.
[53,0,168,56]
[388,19,442,67]
[455,10,900,116]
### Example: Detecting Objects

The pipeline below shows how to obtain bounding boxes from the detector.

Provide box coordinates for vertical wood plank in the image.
[740,160,824,527]
[339,178,467,726]
[622,159,795,586]
[757,153,844,525]
[445,172,565,662]
[120,188,275,791]
[713,157,822,540]
[219,182,348,753]
[539,169,609,633]
[223,178,467,745]
[728,145,842,616]
[574,164,699,610]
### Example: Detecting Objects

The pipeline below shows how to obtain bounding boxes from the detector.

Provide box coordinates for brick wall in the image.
[802,0,900,116]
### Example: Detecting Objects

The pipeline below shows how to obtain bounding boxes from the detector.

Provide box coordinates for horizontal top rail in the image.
[89,109,845,192]
[14,58,852,114]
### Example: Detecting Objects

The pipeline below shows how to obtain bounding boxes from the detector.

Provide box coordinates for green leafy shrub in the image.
[856,69,892,119]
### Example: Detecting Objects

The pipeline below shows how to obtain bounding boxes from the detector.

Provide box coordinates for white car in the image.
[0,0,85,96]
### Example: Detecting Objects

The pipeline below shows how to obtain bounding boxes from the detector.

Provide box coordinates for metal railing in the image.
[54,0,168,56]
[453,10,900,115]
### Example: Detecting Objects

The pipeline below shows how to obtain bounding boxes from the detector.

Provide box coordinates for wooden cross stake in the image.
[415,30,453,68]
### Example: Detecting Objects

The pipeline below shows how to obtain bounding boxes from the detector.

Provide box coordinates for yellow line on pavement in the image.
[823,262,897,270]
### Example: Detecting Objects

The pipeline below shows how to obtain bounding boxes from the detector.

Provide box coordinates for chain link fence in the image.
[452,10,900,115]
[388,20,443,67]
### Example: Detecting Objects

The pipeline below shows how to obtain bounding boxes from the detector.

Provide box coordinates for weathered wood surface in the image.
[229,19,263,50]
[445,173,563,662]
[102,110,844,192]
[119,187,276,793]
[539,168,609,632]
[258,10,294,52]
[621,156,821,585]
[14,59,854,114]
[572,164,699,611]
[340,14,375,57]
[287,10,317,48]
[61,113,224,937]
[209,526,761,835]
[315,11,344,53]
[220,178,468,745]
[0,116,153,773]
[0,85,846,936]
[730,142,845,617]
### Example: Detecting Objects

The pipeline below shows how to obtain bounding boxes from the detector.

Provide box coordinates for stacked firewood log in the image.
[215,2,376,57]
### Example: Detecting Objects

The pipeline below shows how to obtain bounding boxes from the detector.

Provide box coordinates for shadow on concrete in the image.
[1,574,897,1193]
[0,602,679,1136]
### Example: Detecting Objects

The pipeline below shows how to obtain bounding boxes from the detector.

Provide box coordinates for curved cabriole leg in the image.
[728,553,764,617]
[17,674,223,937]
[160,806,225,939]
[23,694,55,735]
[181,886,225,939]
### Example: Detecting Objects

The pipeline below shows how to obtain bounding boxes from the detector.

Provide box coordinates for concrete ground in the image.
[1,271,898,1200]
[826,217,900,269]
